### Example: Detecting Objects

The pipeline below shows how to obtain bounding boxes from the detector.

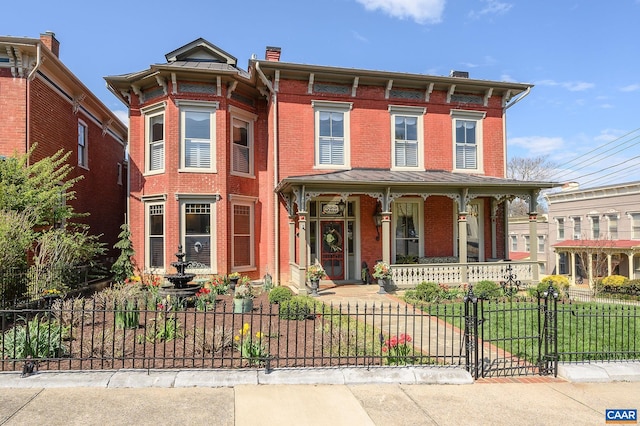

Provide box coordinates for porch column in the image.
[570,252,576,285]
[587,252,593,287]
[555,251,560,277]
[490,200,497,259]
[288,215,296,265]
[607,254,612,277]
[297,211,309,295]
[458,211,468,282]
[381,211,392,264]
[628,253,635,280]
[528,212,539,281]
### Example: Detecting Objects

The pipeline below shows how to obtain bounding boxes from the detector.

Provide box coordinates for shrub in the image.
[533,275,570,298]
[473,280,502,300]
[1,315,67,359]
[413,282,442,302]
[268,286,293,304]
[279,296,314,320]
[601,275,629,292]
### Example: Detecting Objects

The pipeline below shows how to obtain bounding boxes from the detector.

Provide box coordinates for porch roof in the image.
[275,168,557,196]
[553,239,640,250]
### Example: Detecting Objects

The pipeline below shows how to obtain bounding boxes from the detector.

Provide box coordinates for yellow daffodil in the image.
[255,332,263,339]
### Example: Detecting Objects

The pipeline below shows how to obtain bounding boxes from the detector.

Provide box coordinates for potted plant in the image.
[233,279,254,313]
[306,263,326,297]
[228,272,241,291]
[372,261,392,294]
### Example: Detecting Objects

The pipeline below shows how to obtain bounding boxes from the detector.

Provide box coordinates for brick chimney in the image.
[265,46,281,62]
[40,31,60,58]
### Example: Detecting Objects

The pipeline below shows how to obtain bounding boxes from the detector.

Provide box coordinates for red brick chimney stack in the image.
[265,46,281,62]
[40,31,60,58]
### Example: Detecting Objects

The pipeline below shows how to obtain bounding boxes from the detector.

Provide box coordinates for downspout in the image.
[25,43,42,165]
[255,62,279,284]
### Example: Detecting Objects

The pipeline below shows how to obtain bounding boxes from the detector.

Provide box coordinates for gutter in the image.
[25,42,42,165]
[255,62,280,285]
[504,86,531,110]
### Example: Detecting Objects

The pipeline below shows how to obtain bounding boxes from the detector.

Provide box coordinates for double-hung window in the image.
[524,235,530,252]
[573,217,582,240]
[591,216,600,239]
[556,217,565,240]
[451,110,485,172]
[147,203,165,269]
[230,106,256,176]
[183,202,213,267]
[607,214,618,239]
[142,102,165,174]
[510,235,518,251]
[178,100,218,172]
[78,120,88,168]
[393,199,422,262]
[538,236,545,253]
[389,105,425,170]
[631,213,640,239]
[312,100,351,168]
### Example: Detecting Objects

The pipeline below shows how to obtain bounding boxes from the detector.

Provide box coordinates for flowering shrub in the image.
[205,275,228,295]
[195,287,216,311]
[234,323,269,366]
[382,333,414,365]
[306,263,326,281]
[372,261,392,280]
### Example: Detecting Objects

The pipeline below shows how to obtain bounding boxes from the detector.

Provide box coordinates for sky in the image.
[5,0,640,189]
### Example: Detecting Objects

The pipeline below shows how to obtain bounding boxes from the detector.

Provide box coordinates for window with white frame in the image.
[451,110,485,172]
[510,235,518,251]
[232,200,255,269]
[183,202,213,267]
[178,100,218,171]
[147,203,164,269]
[389,105,425,169]
[230,107,256,176]
[607,214,618,239]
[312,100,351,168]
[590,216,600,239]
[573,217,581,240]
[556,217,565,240]
[538,235,545,253]
[524,235,530,252]
[393,200,422,261]
[631,213,640,239]
[142,102,165,173]
[78,120,88,168]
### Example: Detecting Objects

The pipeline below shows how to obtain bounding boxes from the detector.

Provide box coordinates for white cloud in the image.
[509,136,564,155]
[534,79,594,92]
[620,83,640,92]
[351,30,369,43]
[469,0,513,19]
[355,0,446,24]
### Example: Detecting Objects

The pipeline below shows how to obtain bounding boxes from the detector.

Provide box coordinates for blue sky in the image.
[5,0,640,188]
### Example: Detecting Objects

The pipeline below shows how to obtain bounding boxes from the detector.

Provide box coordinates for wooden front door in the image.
[320,221,344,280]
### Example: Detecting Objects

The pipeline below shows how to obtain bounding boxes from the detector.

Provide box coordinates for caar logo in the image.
[606,409,637,424]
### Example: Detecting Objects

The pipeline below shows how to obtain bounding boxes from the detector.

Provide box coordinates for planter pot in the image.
[377,278,387,294]
[229,278,239,292]
[233,298,253,313]
[309,278,320,297]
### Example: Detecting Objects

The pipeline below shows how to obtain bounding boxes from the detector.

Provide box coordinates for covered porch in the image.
[276,169,555,293]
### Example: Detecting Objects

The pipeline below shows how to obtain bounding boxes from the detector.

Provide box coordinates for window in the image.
[524,235,530,252]
[591,216,600,239]
[183,203,212,267]
[538,236,545,253]
[607,214,618,239]
[142,102,165,173]
[78,120,88,168]
[117,163,123,186]
[451,110,485,172]
[631,213,640,239]
[147,204,164,269]
[312,100,352,168]
[232,200,255,269]
[230,107,256,176]
[510,235,518,251]
[178,100,218,172]
[573,217,581,240]
[389,106,425,169]
[556,217,565,240]
[393,200,422,261]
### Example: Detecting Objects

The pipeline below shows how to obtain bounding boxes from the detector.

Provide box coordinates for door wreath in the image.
[323,228,343,252]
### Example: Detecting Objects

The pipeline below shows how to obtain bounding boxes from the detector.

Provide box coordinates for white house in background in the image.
[507,215,549,274]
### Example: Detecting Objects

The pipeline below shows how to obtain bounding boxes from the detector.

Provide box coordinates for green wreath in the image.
[323,229,342,252]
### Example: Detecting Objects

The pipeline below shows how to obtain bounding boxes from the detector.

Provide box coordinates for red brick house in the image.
[106,38,554,291]
[0,32,128,263]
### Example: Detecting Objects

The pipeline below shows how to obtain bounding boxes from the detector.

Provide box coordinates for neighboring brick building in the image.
[0,32,128,263]
[106,38,554,290]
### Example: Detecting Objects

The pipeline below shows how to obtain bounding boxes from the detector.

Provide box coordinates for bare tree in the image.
[507,155,558,216]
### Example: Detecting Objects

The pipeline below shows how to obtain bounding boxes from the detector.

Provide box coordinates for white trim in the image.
[450,109,486,173]
[145,201,166,273]
[391,197,424,262]
[229,107,256,178]
[312,100,352,169]
[231,199,256,271]
[179,198,217,273]
[77,119,89,169]
[178,101,218,173]
[143,105,165,175]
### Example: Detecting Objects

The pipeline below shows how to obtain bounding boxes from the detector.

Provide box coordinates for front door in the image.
[320,221,344,280]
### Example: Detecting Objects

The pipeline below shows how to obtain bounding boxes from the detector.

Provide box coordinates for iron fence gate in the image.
[463,284,559,379]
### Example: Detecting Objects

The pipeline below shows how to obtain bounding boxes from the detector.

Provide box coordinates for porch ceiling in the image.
[275,168,558,198]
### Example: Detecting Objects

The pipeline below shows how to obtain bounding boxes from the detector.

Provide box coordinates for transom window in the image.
[312,100,351,168]
[78,120,88,168]
[178,100,218,172]
[451,110,485,172]
[389,105,425,170]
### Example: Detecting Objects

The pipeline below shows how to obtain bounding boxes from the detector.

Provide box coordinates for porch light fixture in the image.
[337,199,346,214]
[373,204,383,241]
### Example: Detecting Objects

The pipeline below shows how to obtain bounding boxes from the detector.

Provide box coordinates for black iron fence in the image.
[1,289,639,377]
